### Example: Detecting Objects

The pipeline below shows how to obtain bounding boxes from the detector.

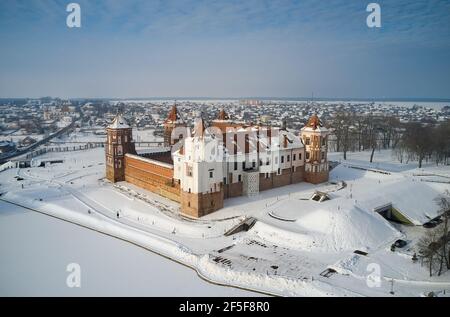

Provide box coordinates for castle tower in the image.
[105,114,135,183]
[211,109,231,128]
[178,117,224,218]
[211,109,235,144]
[300,114,329,184]
[163,105,185,147]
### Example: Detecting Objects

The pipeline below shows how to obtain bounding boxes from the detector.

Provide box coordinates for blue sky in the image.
[0,0,449,98]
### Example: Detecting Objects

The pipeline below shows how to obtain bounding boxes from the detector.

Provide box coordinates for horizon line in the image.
[1,96,450,103]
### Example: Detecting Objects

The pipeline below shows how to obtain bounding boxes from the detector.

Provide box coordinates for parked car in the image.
[423,217,443,228]
[433,217,443,225]
[423,221,438,228]
[393,239,407,248]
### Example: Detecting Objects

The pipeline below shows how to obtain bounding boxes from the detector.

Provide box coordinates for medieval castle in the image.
[105,106,329,218]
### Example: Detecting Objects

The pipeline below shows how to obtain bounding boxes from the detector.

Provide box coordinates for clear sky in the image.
[0,0,449,99]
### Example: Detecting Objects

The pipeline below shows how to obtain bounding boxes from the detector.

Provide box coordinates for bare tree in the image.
[432,120,450,166]
[365,115,382,163]
[435,191,450,269]
[401,123,433,168]
[354,115,365,151]
[381,116,401,149]
[417,229,441,277]
[417,192,450,276]
[332,111,353,160]
[393,141,407,163]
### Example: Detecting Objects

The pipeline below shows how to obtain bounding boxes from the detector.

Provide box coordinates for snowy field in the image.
[0,144,449,296]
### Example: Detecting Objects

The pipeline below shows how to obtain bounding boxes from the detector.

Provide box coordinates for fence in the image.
[0,161,15,172]
[24,143,104,159]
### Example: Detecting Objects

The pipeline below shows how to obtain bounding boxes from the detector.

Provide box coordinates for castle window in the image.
[117,145,123,155]
[252,161,256,168]
[186,164,193,177]
[209,171,213,178]
[306,151,310,160]
[234,162,238,171]
[287,155,290,162]
[321,152,325,160]
[188,188,191,193]
[305,137,310,145]
[238,174,242,182]
[299,153,302,160]
[242,162,245,170]
[293,154,296,161]
[223,177,227,185]
[188,201,190,207]
[277,168,281,175]
[265,173,269,179]
[322,137,326,146]
[281,156,284,163]
[266,158,269,165]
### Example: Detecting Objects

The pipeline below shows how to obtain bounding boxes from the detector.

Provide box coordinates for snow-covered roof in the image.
[301,114,328,133]
[357,181,445,225]
[301,126,328,133]
[165,105,184,124]
[108,114,130,129]
[136,147,171,155]
[279,130,303,149]
[125,153,173,169]
[215,109,230,121]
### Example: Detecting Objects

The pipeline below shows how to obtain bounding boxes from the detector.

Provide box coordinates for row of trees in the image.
[417,192,450,277]
[395,121,450,167]
[328,111,450,167]
[329,112,401,162]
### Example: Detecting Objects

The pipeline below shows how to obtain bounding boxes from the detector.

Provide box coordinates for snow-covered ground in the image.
[0,144,449,296]
[52,129,106,144]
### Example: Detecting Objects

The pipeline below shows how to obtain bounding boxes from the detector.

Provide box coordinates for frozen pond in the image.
[0,201,258,296]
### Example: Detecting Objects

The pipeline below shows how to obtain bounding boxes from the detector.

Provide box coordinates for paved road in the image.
[0,121,77,164]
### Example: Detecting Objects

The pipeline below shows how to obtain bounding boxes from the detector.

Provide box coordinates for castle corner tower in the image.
[300,114,329,184]
[105,114,135,183]
[163,105,186,147]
